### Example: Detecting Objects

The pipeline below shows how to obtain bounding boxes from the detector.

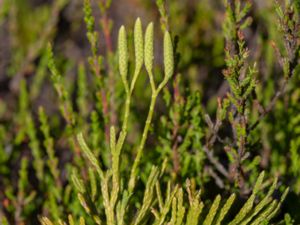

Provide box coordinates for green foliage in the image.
[42,170,288,225]
[0,0,299,224]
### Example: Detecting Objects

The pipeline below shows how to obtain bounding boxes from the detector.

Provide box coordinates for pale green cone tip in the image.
[144,22,154,74]
[134,17,144,72]
[118,25,128,79]
[163,31,174,80]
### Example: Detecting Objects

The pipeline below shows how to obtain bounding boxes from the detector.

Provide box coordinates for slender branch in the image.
[128,92,158,193]
[204,146,229,178]
[249,45,299,132]
[248,78,288,132]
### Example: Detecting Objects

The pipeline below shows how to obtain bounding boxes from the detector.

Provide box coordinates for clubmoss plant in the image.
[38,17,289,225]
[0,0,299,224]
